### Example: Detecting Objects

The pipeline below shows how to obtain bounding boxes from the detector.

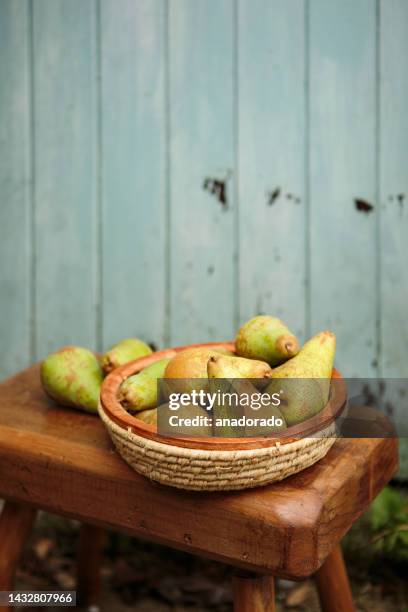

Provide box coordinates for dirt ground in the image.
[11,511,407,612]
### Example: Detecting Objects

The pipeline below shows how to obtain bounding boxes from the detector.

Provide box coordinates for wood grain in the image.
[0,501,36,591]
[233,573,275,612]
[100,0,167,350]
[0,1,407,480]
[0,365,398,578]
[0,0,31,379]
[379,0,408,477]
[309,0,377,377]
[77,524,106,608]
[315,545,355,612]
[32,0,98,358]
[168,0,236,345]
[237,0,306,342]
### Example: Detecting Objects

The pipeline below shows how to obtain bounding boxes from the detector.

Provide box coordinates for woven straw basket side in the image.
[98,403,337,491]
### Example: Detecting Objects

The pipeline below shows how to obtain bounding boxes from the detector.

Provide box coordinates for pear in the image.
[41,346,103,414]
[264,331,336,426]
[158,402,213,437]
[232,378,287,435]
[246,405,287,436]
[210,377,286,437]
[164,347,233,395]
[119,358,171,412]
[207,354,273,379]
[268,331,335,379]
[165,347,233,379]
[207,355,272,436]
[235,315,300,366]
[209,377,245,437]
[102,338,152,374]
[137,407,158,427]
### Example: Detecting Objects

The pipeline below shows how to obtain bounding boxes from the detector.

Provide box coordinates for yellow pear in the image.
[165,347,232,378]
[207,354,273,379]
[164,347,232,395]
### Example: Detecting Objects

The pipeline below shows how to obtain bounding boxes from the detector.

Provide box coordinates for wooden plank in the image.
[33,0,98,358]
[76,524,106,608]
[169,0,236,345]
[100,0,167,350]
[0,0,31,378]
[314,545,354,612]
[379,0,408,477]
[237,0,306,342]
[309,0,377,376]
[0,365,399,579]
[0,424,397,578]
[233,573,275,612]
[0,501,37,591]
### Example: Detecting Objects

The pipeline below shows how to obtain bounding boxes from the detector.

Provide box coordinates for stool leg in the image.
[76,524,106,609]
[232,572,275,612]
[0,501,36,590]
[315,544,355,612]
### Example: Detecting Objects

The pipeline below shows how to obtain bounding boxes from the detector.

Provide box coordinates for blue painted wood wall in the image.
[0,1,407,469]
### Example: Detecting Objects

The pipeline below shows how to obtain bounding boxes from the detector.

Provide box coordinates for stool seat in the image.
[0,365,398,580]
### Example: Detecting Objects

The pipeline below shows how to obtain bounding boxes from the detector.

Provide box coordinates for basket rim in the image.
[99,341,347,451]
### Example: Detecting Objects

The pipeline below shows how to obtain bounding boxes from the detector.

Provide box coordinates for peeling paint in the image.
[203,178,227,207]
[354,198,374,214]
[267,187,281,205]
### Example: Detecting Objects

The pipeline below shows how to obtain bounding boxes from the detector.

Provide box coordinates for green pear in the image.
[210,378,287,437]
[137,407,158,427]
[235,315,300,366]
[207,355,272,436]
[41,346,103,414]
[159,402,213,437]
[232,378,287,436]
[264,331,336,426]
[207,354,273,379]
[102,338,152,374]
[119,358,171,412]
[246,405,287,436]
[209,376,244,437]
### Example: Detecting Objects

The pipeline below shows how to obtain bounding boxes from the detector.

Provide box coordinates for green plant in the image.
[368,486,408,561]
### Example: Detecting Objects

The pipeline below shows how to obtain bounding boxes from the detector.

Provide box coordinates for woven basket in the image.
[99,342,347,491]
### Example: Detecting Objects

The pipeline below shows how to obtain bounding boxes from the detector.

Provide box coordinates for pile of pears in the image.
[40,315,336,432]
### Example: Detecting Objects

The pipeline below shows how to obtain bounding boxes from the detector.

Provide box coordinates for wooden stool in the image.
[0,365,398,611]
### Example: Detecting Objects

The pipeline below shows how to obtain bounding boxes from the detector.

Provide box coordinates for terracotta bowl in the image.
[100,342,347,452]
